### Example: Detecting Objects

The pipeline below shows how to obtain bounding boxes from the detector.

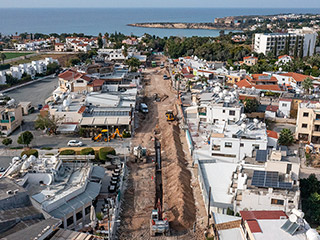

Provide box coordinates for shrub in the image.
[10,146,23,150]
[122,130,131,138]
[21,149,39,158]
[99,147,116,161]
[96,212,104,221]
[41,147,53,150]
[80,147,95,155]
[60,149,75,155]
[2,138,12,146]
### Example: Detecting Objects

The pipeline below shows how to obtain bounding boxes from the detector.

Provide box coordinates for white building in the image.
[279,98,292,117]
[254,28,317,57]
[0,71,6,84]
[198,91,244,124]
[210,119,268,162]
[276,55,293,65]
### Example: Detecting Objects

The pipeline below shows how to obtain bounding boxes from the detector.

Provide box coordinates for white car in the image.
[67,140,83,147]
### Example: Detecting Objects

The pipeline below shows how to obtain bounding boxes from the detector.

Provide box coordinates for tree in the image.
[302,77,314,94]
[243,98,259,113]
[294,36,299,58]
[278,128,294,146]
[68,58,81,66]
[17,131,34,147]
[97,37,103,49]
[284,34,290,55]
[299,37,304,59]
[2,138,12,147]
[46,62,60,75]
[5,73,18,86]
[0,53,6,64]
[273,38,278,57]
[35,114,64,135]
[307,40,311,58]
[125,57,141,72]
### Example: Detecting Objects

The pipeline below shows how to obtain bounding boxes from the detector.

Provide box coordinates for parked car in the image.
[163,74,169,80]
[140,103,148,113]
[67,140,83,147]
[37,104,43,110]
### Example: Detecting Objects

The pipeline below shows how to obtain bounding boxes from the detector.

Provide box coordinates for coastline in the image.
[127,22,242,31]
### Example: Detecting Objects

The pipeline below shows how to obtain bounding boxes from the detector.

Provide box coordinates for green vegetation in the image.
[99,147,116,161]
[21,149,39,158]
[302,77,314,94]
[60,149,76,155]
[46,62,61,75]
[17,131,34,147]
[35,115,64,135]
[80,148,95,155]
[10,146,23,150]
[0,52,33,60]
[300,174,320,227]
[278,128,294,146]
[2,138,12,147]
[122,130,131,138]
[41,147,53,150]
[243,98,259,113]
[96,212,104,221]
[125,57,141,72]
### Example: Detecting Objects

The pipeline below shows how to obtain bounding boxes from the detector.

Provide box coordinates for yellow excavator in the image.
[92,128,122,142]
[165,110,175,121]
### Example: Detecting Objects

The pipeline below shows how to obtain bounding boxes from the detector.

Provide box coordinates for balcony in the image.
[0,116,15,123]
[212,145,221,151]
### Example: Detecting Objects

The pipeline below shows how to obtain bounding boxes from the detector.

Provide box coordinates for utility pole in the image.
[207,186,211,228]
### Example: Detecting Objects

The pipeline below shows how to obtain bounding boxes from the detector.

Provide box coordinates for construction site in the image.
[117,56,207,239]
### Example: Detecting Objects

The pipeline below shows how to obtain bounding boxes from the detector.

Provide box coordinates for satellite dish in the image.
[289,214,298,223]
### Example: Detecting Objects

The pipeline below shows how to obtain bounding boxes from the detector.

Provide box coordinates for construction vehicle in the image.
[92,128,122,142]
[150,138,170,236]
[165,110,175,121]
[133,145,147,162]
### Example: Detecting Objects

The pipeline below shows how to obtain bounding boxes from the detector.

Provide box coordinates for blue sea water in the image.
[0,8,320,37]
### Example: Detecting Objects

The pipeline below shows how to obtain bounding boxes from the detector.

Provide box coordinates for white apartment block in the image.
[254,28,317,57]
[198,91,244,124]
[210,120,268,162]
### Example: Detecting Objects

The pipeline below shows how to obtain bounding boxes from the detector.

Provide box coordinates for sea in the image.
[0,8,320,37]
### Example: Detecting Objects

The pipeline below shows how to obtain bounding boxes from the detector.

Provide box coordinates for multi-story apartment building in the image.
[0,99,23,136]
[295,101,320,147]
[254,28,317,57]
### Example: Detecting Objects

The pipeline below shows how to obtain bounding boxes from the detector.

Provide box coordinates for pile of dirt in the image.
[160,123,196,231]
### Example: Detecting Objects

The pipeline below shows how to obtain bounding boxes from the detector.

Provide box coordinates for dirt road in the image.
[118,57,206,239]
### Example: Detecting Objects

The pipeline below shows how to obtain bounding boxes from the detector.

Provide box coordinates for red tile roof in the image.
[278,55,293,59]
[280,72,313,82]
[266,105,279,112]
[88,79,105,87]
[247,220,262,233]
[58,69,82,81]
[279,98,292,102]
[254,85,281,91]
[236,79,253,88]
[244,56,258,60]
[240,211,287,221]
[267,130,279,139]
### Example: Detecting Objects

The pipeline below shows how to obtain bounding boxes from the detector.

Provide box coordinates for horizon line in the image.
[1,7,320,9]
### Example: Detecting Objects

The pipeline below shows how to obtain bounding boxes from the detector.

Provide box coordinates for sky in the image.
[0,0,320,8]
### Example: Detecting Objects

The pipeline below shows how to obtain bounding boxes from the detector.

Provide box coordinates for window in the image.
[286,164,292,174]
[67,216,74,226]
[225,142,232,148]
[282,103,287,107]
[271,199,284,205]
[76,211,83,221]
[240,143,244,147]
[253,144,260,150]
[316,114,320,120]
[229,110,235,116]
[303,112,309,117]
[85,206,91,215]
[223,110,225,113]
[302,123,308,128]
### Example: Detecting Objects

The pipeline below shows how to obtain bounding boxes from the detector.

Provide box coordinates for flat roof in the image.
[200,161,237,206]
[0,178,26,201]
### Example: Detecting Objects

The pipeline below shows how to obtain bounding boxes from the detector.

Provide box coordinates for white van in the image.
[140,103,148,113]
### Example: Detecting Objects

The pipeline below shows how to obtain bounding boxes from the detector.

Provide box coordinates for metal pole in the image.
[108,205,111,240]
[207,186,211,228]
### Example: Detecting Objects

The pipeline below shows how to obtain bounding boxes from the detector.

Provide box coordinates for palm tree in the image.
[278,128,294,146]
[0,53,6,64]
[302,77,314,94]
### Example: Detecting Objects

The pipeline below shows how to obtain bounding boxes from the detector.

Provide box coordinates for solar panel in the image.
[251,170,293,189]
[281,219,292,231]
[286,222,300,235]
[256,150,268,162]
[247,123,255,130]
